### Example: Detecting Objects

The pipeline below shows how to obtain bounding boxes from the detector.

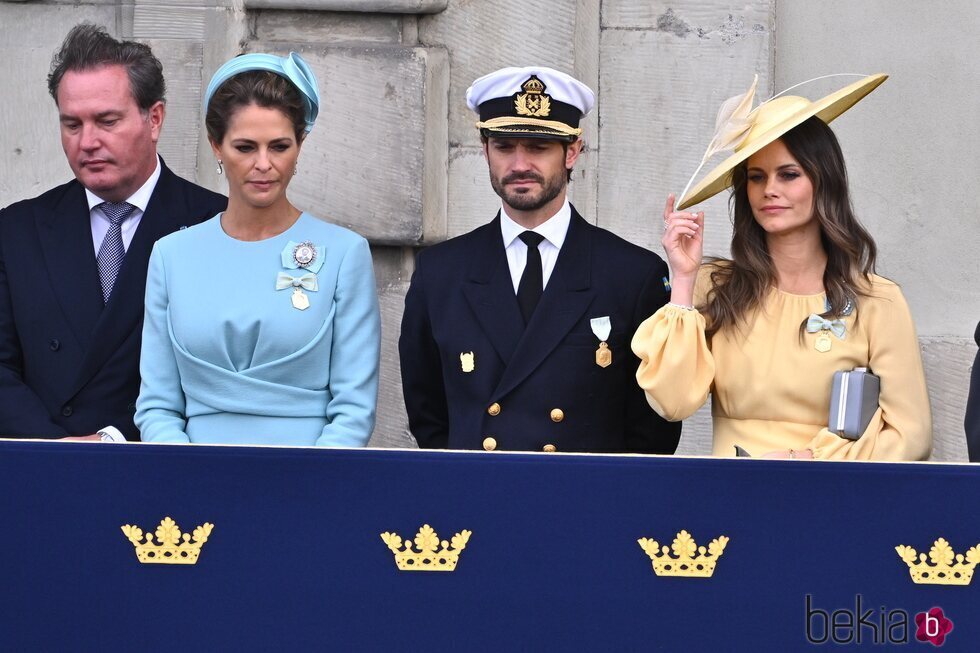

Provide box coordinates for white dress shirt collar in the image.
[499,198,572,293]
[85,155,162,212]
[499,198,571,249]
[87,156,162,256]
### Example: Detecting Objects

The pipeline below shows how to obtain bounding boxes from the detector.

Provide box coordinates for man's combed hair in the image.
[48,23,165,110]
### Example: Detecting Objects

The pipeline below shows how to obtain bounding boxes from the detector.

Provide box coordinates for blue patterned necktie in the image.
[96,201,137,303]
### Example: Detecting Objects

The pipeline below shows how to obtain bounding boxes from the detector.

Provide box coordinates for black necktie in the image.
[517,231,545,324]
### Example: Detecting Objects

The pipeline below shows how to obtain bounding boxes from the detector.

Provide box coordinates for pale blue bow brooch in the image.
[278,241,323,311]
[806,298,853,353]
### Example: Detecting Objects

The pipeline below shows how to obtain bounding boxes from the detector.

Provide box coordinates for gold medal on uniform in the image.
[595,341,612,367]
[292,288,310,311]
[460,351,475,373]
[590,316,612,368]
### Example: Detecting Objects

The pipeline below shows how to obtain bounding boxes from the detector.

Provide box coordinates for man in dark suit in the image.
[966,322,980,461]
[399,66,681,453]
[0,24,225,441]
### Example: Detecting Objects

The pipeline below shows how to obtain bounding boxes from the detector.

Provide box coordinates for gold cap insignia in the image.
[638,530,729,578]
[121,517,214,565]
[515,75,552,118]
[381,524,471,572]
[896,538,980,585]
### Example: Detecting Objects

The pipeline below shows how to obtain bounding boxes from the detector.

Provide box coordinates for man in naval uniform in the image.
[399,66,680,454]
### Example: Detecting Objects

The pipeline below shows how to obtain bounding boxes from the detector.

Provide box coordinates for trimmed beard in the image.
[490,169,567,212]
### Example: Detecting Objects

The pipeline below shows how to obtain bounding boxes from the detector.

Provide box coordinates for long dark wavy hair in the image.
[701,116,878,339]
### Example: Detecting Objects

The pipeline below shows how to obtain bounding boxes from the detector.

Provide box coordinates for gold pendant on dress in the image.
[815,333,832,353]
[595,341,612,367]
[292,287,310,310]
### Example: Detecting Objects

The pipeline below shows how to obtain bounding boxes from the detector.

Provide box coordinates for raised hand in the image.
[661,194,704,305]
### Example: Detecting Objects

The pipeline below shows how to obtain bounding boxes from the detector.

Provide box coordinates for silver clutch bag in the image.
[829,367,880,440]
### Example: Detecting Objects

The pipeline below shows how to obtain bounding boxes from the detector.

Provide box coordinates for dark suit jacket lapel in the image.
[70,163,194,396]
[492,210,595,400]
[461,215,525,365]
[36,181,103,352]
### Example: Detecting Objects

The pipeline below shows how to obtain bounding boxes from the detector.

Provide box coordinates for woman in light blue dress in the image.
[136,52,380,446]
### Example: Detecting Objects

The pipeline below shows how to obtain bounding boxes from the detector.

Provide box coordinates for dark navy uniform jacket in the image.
[399,207,681,454]
[966,321,980,461]
[0,162,226,440]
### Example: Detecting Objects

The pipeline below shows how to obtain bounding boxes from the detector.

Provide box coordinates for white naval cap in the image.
[465,66,595,141]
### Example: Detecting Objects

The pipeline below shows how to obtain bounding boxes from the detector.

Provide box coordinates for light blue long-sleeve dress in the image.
[136,212,380,446]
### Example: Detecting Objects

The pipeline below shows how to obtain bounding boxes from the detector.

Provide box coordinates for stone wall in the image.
[0,0,975,459]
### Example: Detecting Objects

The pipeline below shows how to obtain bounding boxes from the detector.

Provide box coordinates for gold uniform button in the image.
[543,444,557,453]
[487,402,501,416]
[550,408,564,423]
[483,437,497,451]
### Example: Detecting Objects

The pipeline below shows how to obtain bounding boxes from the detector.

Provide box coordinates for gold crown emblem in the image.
[121,517,214,565]
[895,538,980,585]
[638,530,729,578]
[515,75,551,117]
[521,75,546,94]
[380,524,471,572]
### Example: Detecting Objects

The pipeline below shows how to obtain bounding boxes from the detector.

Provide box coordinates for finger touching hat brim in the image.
[677,73,887,210]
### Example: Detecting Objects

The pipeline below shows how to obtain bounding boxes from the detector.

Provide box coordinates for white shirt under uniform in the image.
[499,198,571,293]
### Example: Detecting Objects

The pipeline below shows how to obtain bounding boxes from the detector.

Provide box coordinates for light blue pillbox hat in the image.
[204,52,320,133]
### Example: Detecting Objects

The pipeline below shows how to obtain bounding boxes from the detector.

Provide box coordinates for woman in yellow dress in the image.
[632,75,932,460]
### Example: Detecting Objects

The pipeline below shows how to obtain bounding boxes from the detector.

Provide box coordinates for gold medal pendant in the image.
[595,341,612,367]
[815,333,832,353]
[291,288,310,311]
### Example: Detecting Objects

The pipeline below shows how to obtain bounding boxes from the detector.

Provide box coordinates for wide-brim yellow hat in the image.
[677,74,888,210]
